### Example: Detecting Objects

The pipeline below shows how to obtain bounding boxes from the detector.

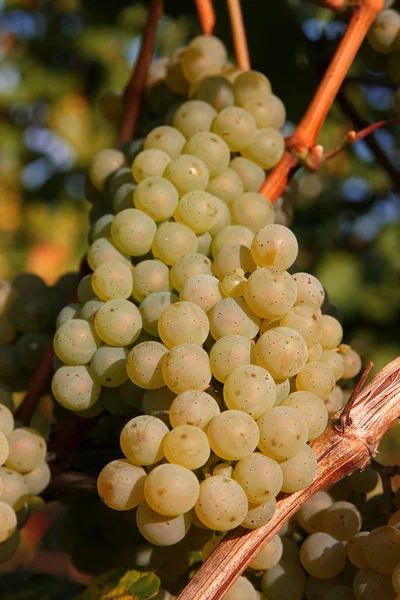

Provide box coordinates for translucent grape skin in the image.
[51,365,101,411]
[224,364,276,419]
[183,131,230,178]
[158,301,209,348]
[97,459,146,510]
[172,100,217,139]
[94,298,142,346]
[111,208,157,257]
[169,390,220,429]
[195,476,248,531]
[207,410,259,461]
[170,253,212,293]
[249,534,283,570]
[120,415,169,466]
[131,259,172,302]
[242,498,276,530]
[251,224,298,270]
[90,345,128,387]
[180,274,222,312]
[257,406,308,461]
[300,532,347,579]
[162,343,211,394]
[296,361,336,401]
[261,559,306,600]
[297,490,333,533]
[208,296,261,340]
[293,272,325,309]
[230,156,265,193]
[53,319,100,366]
[220,576,258,600]
[282,391,328,441]
[233,452,283,504]
[5,428,46,474]
[152,221,199,266]
[242,128,285,170]
[255,327,308,379]
[136,500,192,547]
[280,445,318,493]
[23,461,51,495]
[134,176,179,222]
[126,341,168,390]
[321,501,362,541]
[0,501,17,543]
[209,334,255,384]
[140,292,179,337]
[163,425,210,470]
[91,260,133,301]
[245,267,297,319]
[144,463,200,516]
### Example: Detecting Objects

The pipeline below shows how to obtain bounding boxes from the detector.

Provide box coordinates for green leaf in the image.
[76,569,160,600]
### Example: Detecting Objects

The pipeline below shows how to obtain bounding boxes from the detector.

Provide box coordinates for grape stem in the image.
[370,458,400,520]
[195,0,216,35]
[333,361,374,434]
[177,357,400,600]
[226,0,251,71]
[259,0,384,203]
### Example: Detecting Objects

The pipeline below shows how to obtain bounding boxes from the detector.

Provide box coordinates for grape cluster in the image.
[367,7,400,103]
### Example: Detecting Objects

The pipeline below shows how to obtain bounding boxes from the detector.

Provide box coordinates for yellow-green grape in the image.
[142,387,175,424]
[136,500,192,546]
[224,364,276,418]
[245,268,297,319]
[208,197,232,237]
[280,445,317,493]
[308,342,323,362]
[212,463,233,478]
[208,297,261,340]
[175,191,218,234]
[165,46,189,94]
[212,106,257,151]
[192,76,234,111]
[211,225,254,258]
[249,534,283,570]
[220,273,247,297]
[162,343,211,394]
[251,224,298,269]
[133,176,179,222]
[293,272,325,309]
[388,51,400,85]
[196,231,212,256]
[0,432,8,466]
[0,405,14,436]
[54,319,100,366]
[89,148,125,191]
[348,467,378,494]
[152,222,199,266]
[77,274,96,304]
[300,532,347,579]
[169,390,220,429]
[230,156,265,192]
[296,361,336,400]
[163,425,210,470]
[87,237,131,271]
[258,406,308,460]
[97,459,146,510]
[261,558,306,600]
[244,94,286,129]
[23,461,51,495]
[170,253,212,293]
[209,334,255,383]
[242,498,276,530]
[181,35,227,83]
[132,149,171,183]
[56,303,81,329]
[275,378,290,405]
[255,327,307,379]
[111,208,156,257]
[6,428,46,473]
[233,70,272,106]
[221,576,258,600]
[140,292,179,337]
[172,101,217,139]
[319,349,345,381]
[51,365,101,411]
[120,415,169,466]
[223,66,244,83]
[144,463,200,516]
[91,214,114,241]
[234,453,283,504]
[195,475,248,531]
[207,410,259,461]
[0,501,17,543]
[112,182,136,213]
[363,526,400,573]
[367,9,400,53]
[144,125,185,159]
[325,385,345,417]
[213,244,256,281]
[230,192,275,233]
[158,301,209,348]
[353,568,394,600]
[94,298,142,346]
[322,501,361,542]
[280,306,322,345]
[282,391,328,441]
[180,274,222,312]
[0,467,28,509]
[126,341,168,389]
[297,490,333,533]
[91,261,133,301]
[90,346,128,387]
[183,131,230,178]
[319,316,343,349]
[132,260,172,303]
[206,167,244,206]
[341,348,362,379]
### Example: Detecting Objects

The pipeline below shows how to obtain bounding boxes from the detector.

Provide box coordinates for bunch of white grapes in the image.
[367,8,400,87]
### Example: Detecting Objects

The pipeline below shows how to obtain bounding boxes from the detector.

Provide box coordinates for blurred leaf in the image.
[77,569,160,600]
[0,574,82,599]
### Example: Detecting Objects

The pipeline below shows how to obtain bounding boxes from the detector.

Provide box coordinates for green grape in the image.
[349,467,378,494]
[255,327,308,379]
[275,378,290,405]
[244,94,286,129]
[207,410,259,461]
[251,224,298,270]
[0,501,17,543]
[54,319,100,366]
[164,153,210,194]
[367,9,400,53]
[126,341,168,389]
[293,272,325,309]
[341,348,362,379]
[132,259,172,302]
[181,35,227,83]
[321,501,361,541]
[0,431,8,466]
[319,350,345,381]
[0,467,28,509]
[363,525,400,573]
[195,475,248,531]
[224,364,276,418]
[140,292,179,337]
[258,405,308,460]
[136,500,191,546]
[249,534,283,570]
[212,106,257,151]
[300,532,346,579]
[208,197,232,237]
[97,459,146,511]
[230,156,265,193]
[51,365,101,411]
[325,385,345,417]
[388,51,400,84]
[353,568,395,600]
[196,231,212,256]
[220,272,247,297]
[152,222,199,266]
[245,268,297,319]
[6,428,46,473]
[144,463,199,516]
[106,165,134,196]
[0,529,20,563]
[308,343,323,362]
[91,214,114,241]
[120,415,168,466]
[142,387,176,424]
[8,293,51,334]
[23,461,51,495]
[112,183,136,213]
[233,70,272,106]
[162,343,211,394]
[77,274,96,304]
[296,361,336,401]
[242,498,276,529]
[87,237,131,270]
[170,253,212,293]
[15,333,51,372]
[211,224,254,258]
[0,405,14,436]
[132,149,171,183]
[90,346,129,387]
[88,148,125,191]
[282,391,328,441]
[192,76,234,111]
[242,127,285,169]
[209,334,254,383]
[261,559,306,600]
[323,585,355,600]
[208,297,261,340]
[163,425,210,470]
[230,192,275,233]
[94,298,141,346]
[56,303,81,329]
[0,315,16,346]
[165,46,189,94]
[280,445,317,493]
[183,131,230,178]
[175,191,218,234]
[212,463,233,478]
[0,346,19,384]
[158,301,209,347]
[91,261,133,301]
[319,316,343,349]
[221,576,258,600]
[346,531,370,568]
[297,490,333,534]
[169,390,220,429]
[133,176,179,222]
[280,306,322,345]
[144,125,185,159]
[206,167,244,206]
[234,452,282,504]
[172,101,217,139]
[111,208,156,257]
[180,274,222,312]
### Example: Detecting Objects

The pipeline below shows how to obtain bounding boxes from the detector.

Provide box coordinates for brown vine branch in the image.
[195,0,216,35]
[177,356,400,600]
[334,361,373,433]
[15,342,54,425]
[45,471,97,497]
[226,0,250,71]
[118,0,163,148]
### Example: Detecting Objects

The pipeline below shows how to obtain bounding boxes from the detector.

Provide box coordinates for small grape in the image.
[51,365,101,411]
[245,268,297,319]
[144,463,200,516]
[293,272,325,309]
[208,197,232,237]
[140,292,179,337]
[280,445,317,493]
[162,343,211,394]
[242,498,276,530]
[206,167,243,205]
[282,391,328,441]
[111,208,156,257]
[300,532,346,579]
[120,415,169,466]
[297,490,333,533]
[170,253,212,293]
[180,274,222,312]
[242,128,285,169]
[87,237,131,270]
[97,459,146,510]
[251,224,298,270]
[163,425,210,470]
[152,222,199,266]
[208,296,260,340]
[77,274,96,304]
[91,261,133,301]
[230,156,265,192]
[95,298,142,346]
[191,76,235,111]
[212,106,257,151]
[221,576,258,600]
[319,315,343,349]
[144,125,185,159]
[296,361,336,400]
[249,534,283,570]
[54,319,100,366]
[181,36,227,83]
[224,364,276,418]
[136,500,191,546]
[261,560,306,600]
[195,476,248,531]
[89,148,125,191]
[233,70,272,107]
[23,461,51,495]
[173,101,217,139]
[0,405,14,436]
[367,9,400,54]
[142,387,175,424]
[244,94,286,129]
[0,501,17,543]
[132,149,171,183]
[169,390,220,429]
[0,466,29,509]
[322,501,362,541]
[126,341,168,390]
[341,348,362,379]
[183,131,230,178]
[255,327,308,379]
[158,301,209,348]
[363,525,400,573]
[258,406,308,460]
[207,410,259,461]
[91,345,128,387]
[280,306,322,345]
[231,192,275,233]
[209,335,255,384]
[234,452,283,504]
[211,225,254,258]
[175,191,218,234]
[134,176,179,221]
